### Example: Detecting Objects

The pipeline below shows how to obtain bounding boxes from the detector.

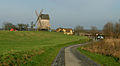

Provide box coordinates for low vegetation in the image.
[0,31,89,66]
[78,48,120,66]
[78,39,120,66]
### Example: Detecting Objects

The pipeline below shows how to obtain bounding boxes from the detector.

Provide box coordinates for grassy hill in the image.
[0,31,89,66]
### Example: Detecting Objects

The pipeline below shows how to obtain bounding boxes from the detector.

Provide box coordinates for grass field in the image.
[0,31,89,66]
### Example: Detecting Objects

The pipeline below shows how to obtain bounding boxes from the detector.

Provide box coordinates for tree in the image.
[103,22,114,38]
[18,24,29,31]
[74,25,84,35]
[31,21,34,31]
[113,22,120,38]
[25,24,29,31]
[3,22,16,30]
[18,24,23,31]
[90,26,98,36]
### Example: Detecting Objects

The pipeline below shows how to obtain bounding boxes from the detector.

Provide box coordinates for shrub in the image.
[81,39,120,62]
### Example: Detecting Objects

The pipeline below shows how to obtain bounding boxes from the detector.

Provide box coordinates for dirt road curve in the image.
[65,43,100,66]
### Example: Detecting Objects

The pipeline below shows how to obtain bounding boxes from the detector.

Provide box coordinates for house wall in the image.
[56,28,73,35]
[63,29,73,35]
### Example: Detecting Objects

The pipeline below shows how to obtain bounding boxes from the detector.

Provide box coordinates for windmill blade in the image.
[37,9,43,28]
[34,9,44,29]
[38,17,42,27]
[35,16,42,27]
[35,9,43,24]
[40,9,43,16]
[34,16,40,25]
[34,20,37,26]
[34,10,40,26]
[35,10,39,17]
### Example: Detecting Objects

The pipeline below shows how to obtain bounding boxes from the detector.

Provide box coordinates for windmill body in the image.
[35,10,50,30]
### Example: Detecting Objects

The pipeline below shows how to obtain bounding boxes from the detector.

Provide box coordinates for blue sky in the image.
[0,0,120,29]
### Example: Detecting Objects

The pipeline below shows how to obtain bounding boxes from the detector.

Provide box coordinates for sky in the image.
[0,0,120,29]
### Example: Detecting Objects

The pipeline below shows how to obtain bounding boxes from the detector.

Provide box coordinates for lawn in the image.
[78,48,120,66]
[0,31,89,66]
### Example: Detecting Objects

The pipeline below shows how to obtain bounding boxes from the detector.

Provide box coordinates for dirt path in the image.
[65,43,100,66]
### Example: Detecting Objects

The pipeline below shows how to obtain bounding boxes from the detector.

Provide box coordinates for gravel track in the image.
[52,42,100,66]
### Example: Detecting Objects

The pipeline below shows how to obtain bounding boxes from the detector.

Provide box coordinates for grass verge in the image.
[78,48,120,66]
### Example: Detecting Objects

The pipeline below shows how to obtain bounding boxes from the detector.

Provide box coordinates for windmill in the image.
[34,9,50,30]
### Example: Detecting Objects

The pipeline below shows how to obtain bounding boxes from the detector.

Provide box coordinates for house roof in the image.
[41,14,50,20]
[56,28,72,30]
[56,28,73,32]
[65,29,73,32]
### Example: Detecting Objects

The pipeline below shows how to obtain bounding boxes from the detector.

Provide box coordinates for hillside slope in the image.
[0,31,89,66]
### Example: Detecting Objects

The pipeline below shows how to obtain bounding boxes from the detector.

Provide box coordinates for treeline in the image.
[74,25,98,36]
[103,21,120,38]
[2,22,34,31]
[74,20,120,39]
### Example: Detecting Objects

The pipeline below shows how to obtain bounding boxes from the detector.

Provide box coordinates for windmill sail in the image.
[35,10,43,29]
[35,10,39,17]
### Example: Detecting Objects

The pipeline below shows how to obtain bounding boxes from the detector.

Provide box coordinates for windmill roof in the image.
[41,14,50,20]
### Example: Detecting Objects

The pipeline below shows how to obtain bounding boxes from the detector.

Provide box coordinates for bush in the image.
[81,39,120,62]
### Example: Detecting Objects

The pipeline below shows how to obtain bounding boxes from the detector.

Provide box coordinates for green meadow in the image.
[0,31,89,66]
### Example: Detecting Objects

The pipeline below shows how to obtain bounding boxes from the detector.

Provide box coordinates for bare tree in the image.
[113,21,120,38]
[90,26,98,36]
[103,22,114,38]
[74,25,84,35]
